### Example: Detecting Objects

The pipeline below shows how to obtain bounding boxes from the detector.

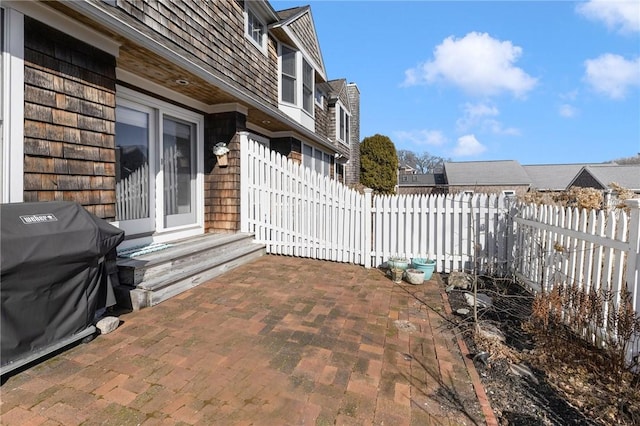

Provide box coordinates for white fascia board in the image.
[4,0,120,57]
[208,103,249,115]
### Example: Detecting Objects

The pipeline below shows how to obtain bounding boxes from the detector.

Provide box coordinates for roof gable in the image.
[523,164,599,191]
[569,164,640,191]
[271,6,326,81]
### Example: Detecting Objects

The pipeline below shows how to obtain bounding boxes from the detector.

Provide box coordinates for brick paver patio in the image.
[1,255,495,425]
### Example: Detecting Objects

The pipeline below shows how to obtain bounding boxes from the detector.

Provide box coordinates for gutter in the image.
[62,1,333,151]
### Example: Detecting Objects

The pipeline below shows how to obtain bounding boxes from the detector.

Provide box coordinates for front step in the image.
[115,233,265,310]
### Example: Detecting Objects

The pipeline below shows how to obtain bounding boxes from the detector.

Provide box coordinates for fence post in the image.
[239,132,249,233]
[625,200,640,312]
[624,199,640,368]
[364,188,373,268]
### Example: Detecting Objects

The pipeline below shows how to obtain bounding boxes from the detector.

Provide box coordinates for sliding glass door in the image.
[114,88,203,238]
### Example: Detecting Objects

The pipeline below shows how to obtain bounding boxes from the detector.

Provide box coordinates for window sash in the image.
[281,46,296,104]
[246,8,264,46]
[302,60,313,113]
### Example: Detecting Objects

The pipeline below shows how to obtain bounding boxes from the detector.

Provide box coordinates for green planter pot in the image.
[411,258,436,280]
[387,257,410,271]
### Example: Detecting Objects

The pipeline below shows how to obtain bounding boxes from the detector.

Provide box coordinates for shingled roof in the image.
[569,164,640,191]
[444,160,531,186]
[523,164,605,191]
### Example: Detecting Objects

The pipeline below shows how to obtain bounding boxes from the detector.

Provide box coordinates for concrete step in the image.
[114,233,265,310]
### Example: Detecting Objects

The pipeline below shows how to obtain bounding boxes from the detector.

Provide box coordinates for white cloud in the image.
[559,90,579,101]
[483,120,521,136]
[456,102,520,135]
[583,53,640,99]
[395,130,447,147]
[558,104,579,118]
[453,135,486,156]
[403,32,537,98]
[577,0,640,33]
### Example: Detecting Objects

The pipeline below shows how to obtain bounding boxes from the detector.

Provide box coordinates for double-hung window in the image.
[281,46,296,104]
[338,105,350,145]
[302,59,313,114]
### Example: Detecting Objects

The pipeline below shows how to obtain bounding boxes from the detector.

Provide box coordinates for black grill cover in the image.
[1,201,125,366]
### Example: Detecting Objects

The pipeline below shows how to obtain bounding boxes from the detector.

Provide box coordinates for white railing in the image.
[115,162,149,221]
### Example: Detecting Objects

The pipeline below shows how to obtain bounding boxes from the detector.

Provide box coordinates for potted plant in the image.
[404,268,425,285]
[411,256,436,281]
[387,256,410,271]
[213,142,230,167]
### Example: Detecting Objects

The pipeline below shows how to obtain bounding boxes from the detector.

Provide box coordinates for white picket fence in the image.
[514,202,640,363]
[240,135,369,264]
[370,193,516,274]
[240,134,517,272]
[239,134,640,364]
[115,162,149,221]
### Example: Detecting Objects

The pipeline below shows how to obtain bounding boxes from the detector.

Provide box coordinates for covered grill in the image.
[1,201,124,375]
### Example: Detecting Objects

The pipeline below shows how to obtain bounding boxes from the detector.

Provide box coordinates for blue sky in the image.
[270,0,640,165]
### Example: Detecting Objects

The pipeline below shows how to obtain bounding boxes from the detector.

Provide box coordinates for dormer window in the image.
[245,6,266,53]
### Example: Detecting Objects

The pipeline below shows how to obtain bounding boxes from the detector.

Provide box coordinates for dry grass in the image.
[526,283,640,424]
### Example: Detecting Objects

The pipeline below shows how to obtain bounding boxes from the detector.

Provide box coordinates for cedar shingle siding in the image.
[23,17,117,219]
[13,0,360,239]
[117,0,279,107]
[288,12,322,69]
[346,84,361,186]
[205,112,245,233]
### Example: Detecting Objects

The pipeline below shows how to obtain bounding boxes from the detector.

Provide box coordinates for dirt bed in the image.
[443,274,639,426]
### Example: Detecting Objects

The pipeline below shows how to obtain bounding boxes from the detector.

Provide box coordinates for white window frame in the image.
[336,102,350,146]
[278,43,316,127]
[302,143,332,177]
[244,5,267,54]
[1,7,24,203]
[302,59,314,115]
[502,190,516,197]
[314,87,324,107]
[280,44,297,105]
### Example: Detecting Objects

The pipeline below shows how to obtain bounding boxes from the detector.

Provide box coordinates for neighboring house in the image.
[443,160,531,196]
[397,173,446,195]
[568,164,640,207]
[568,164,640,192]
[523,164,596,192]
[1,0,360,248]
[398,164,417,175]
